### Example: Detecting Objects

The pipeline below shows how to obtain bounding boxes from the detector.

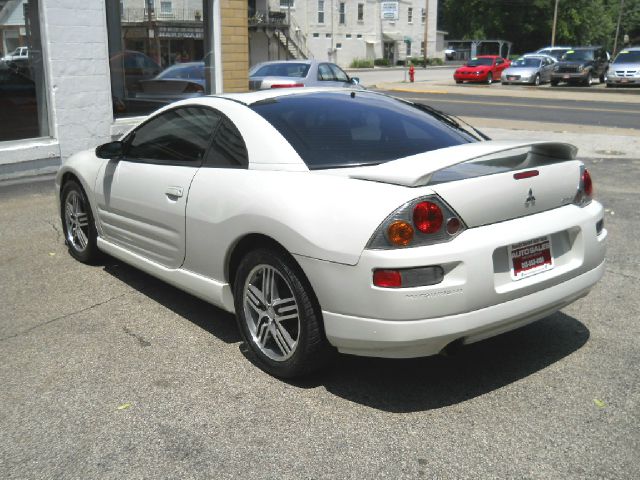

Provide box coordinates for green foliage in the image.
[440,0,640,54]
[349,58,374,68]
[374,58,390,66]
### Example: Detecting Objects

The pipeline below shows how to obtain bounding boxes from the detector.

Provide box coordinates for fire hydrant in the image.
[409,64,415,82]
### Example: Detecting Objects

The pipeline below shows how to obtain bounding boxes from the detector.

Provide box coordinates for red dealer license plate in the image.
[509,236,554,280]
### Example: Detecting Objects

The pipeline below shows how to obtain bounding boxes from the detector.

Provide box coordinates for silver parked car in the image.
[606,47,640,88]
[249,60,361,90]
[501,55,556,85]
[535,46,572,60]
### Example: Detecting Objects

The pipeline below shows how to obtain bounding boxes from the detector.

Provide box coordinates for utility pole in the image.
[551,0,559,46]
[423,0,429,67]
[612,0,625,56]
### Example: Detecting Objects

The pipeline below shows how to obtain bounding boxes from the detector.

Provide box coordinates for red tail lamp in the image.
[413,201,443,234]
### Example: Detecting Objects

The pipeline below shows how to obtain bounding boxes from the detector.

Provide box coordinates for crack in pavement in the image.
[607,269,640,282]
[0,293,127,343]
[47,219,62,243]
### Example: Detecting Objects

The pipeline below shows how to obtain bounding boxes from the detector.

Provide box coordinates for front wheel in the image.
[60,180,100,263]
[233,248,335,378]
[584,72,593,87]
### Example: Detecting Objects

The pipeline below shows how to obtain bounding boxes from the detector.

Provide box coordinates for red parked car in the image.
[454,55,511,84]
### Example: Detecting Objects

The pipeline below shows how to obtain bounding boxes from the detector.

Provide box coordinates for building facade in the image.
[248,0,443,68]
[0,0,248,180]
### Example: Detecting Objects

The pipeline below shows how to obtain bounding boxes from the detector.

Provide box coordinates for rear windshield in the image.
[252,63,311,78]
[157,64,204,80]
[466,58,494,66]
[250,91,473,169]
[613,50,640,64]
[562,50,594,61]
[512,58,542,68]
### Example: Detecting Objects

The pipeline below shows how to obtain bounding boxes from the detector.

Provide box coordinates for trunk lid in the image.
[343,141,582,227]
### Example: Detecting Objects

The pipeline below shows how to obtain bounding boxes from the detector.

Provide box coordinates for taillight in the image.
[373,270,402,288]
[373,266,445,288]
[184,83,204,93]
[583,169,593,197]
[574,167,593,207]
[387,221,414,246]
[413,201,443,234]
[270,83,304,88]
[367,195,465,249]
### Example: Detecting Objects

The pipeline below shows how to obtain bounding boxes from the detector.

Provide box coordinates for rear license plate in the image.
[509,236,554,280]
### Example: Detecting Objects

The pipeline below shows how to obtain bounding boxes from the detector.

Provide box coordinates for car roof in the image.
[570,46,603,50]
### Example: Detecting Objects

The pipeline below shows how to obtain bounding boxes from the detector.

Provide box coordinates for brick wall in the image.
[220,0,248,92]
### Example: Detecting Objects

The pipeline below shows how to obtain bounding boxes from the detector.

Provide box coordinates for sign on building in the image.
[381,2,399,21]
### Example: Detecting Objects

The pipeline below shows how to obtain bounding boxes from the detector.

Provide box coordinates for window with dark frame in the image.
[105,0,208,118]
[408,7,413,23]
[0,0,50,143]
[357,3,364,21]
[339,2,345,25]
[318,0,324,24]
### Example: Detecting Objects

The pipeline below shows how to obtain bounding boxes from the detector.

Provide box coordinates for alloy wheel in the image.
[64,190,90,252]
[242,264,300,361]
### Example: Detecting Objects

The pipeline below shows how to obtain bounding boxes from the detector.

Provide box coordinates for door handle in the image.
[165,186,184,198]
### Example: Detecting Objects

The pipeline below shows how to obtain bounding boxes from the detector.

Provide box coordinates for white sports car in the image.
[56,88,606,378]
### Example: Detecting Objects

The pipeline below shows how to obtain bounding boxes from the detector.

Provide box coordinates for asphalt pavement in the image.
[1,156,639,478]
[1,68,639,478]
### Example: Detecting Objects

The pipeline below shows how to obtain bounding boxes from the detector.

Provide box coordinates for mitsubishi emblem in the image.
[524,188,536,207]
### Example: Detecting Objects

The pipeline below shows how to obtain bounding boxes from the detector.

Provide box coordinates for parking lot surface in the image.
[1,151,638,479]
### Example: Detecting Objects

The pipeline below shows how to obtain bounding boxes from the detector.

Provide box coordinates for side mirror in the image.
[96,141,124,159]
[350,77,360,85]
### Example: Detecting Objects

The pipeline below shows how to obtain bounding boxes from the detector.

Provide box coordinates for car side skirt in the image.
[97,237,236,313]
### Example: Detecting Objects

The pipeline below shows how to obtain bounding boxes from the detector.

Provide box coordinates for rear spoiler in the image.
[348,141,578,187]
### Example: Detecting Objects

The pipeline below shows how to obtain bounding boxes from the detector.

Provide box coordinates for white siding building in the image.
[249,0,443,68]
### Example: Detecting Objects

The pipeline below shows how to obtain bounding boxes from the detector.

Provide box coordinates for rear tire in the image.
[550,79,559,86]
[486,72,493,84]
[233,248,335,378]
[455,80,463,84]
[60,180,100,264]
[533,74,540,86]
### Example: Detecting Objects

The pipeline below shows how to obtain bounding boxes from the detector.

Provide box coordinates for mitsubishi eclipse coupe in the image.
[56,88,606,378]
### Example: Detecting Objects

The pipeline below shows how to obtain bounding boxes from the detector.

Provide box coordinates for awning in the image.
[383,32,403,42]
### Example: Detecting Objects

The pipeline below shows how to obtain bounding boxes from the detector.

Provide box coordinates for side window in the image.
[127,107,221,164]
[205,116,249,168]
[317,63,336,81]
[496,59,503,65]
[329,63,349,82]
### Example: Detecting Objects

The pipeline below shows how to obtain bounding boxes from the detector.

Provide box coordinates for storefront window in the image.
[0,0,49,142]
[106,0,211,118]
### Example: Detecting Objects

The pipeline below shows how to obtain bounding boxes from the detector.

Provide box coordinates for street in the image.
[381,90,640,129]
[1,149,639,477]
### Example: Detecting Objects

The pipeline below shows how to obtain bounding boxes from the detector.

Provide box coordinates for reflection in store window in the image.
[106,0,209,118]
[0,0,49,142]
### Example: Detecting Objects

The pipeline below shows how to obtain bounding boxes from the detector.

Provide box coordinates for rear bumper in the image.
[295,201,606,358]
[322,261,603,358]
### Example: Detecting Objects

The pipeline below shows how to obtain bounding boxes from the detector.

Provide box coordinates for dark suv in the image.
[550,46,610,86]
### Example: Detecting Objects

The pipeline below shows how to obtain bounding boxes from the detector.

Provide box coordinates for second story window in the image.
[358,3,364,21]
[408,7,413,23]
[318,0,324,23]
[421,8,426,23]
[339,3,345,25]
[280,0,294,7]
[160,1,172,15]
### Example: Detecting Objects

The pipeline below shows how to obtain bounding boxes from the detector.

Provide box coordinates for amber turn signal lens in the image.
[388,221,414,246]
